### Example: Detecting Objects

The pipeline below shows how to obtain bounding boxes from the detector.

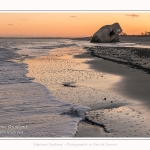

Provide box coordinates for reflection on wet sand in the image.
[24,46,150,137]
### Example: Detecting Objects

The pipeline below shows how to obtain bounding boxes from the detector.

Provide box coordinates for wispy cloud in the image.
[125,14,140,18]
[8,24,13,26]
[21,19,27,21]
[70,16,77,18]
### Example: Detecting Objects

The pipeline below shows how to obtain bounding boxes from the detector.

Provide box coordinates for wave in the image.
[29,43,77,50]
[61,105,91,120]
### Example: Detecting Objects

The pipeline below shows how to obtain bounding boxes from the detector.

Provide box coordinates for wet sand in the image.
[87,46,150,105]
[75,55,150,137]
[24,45,150,137]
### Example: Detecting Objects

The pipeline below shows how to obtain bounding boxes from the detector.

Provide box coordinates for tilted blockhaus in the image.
[91,23,122,43]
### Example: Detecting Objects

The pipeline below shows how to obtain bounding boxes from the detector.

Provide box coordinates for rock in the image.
[91,22,122,43]
[62,82,76,87]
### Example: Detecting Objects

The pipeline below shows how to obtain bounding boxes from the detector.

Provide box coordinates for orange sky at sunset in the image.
[0,12,150,37]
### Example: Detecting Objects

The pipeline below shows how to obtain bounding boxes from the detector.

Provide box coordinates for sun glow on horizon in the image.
[0,12,150,37]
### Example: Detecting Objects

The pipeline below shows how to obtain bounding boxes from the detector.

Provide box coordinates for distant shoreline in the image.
[1,35,150,39]
[0,37,91,40]
[1,36,150,44]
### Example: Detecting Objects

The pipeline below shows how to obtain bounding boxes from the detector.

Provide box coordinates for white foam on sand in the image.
[0,82,90,137]
[0,39,91,137]
[1,38,150,137]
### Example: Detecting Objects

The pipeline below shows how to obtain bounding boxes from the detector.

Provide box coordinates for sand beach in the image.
[23,37,150,137]
[1,37,150,137]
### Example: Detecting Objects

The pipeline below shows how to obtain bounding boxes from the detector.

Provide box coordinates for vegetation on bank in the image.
[120,31,150,36]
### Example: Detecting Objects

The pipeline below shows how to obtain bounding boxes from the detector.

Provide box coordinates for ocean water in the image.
[0,38,150,137]
[0,38,93,137]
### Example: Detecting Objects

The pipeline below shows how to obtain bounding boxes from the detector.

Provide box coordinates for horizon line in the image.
[0,35,150,39]
[0,36,92,39]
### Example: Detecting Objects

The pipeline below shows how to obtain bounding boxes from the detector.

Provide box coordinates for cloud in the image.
[8,24,13,26]
[125,14,140,18]
[70,16,77,18]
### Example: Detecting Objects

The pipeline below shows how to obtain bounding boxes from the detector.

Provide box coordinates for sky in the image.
[0,12,150,37]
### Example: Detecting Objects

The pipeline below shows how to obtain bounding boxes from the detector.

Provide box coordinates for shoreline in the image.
[1,38,150,137]
[24,44,150,137]
[75,46,150,137]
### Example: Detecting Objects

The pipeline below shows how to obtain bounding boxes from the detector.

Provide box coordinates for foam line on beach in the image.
[3,38,150,137]
[29,43,77,50]
[0,45,91,137]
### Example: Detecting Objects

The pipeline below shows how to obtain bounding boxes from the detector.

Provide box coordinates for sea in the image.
[0,38,150,137]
